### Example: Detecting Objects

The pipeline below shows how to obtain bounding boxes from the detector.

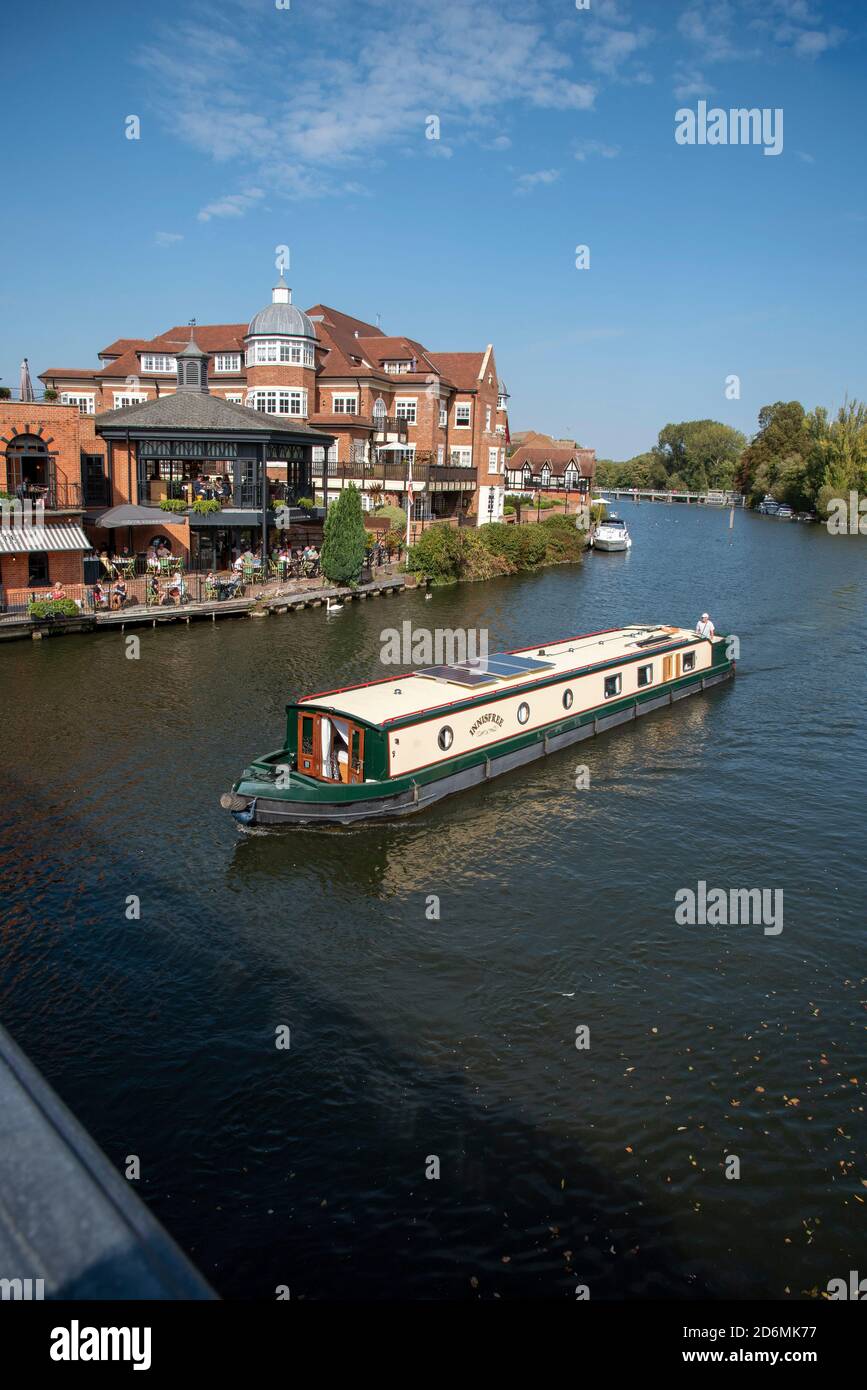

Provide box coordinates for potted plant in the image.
[44,388,58,402]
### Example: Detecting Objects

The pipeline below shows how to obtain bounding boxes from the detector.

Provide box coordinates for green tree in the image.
[655,420,746,490]
[804,400,867,516]
[321,484,367,585]
[737,402,810,503]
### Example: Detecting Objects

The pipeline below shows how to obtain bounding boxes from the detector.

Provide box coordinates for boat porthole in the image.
[438,726,454,751]
[562,689,573,710]
[517,702,530,725]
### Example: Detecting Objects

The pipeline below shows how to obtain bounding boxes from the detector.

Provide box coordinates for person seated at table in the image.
[99,549,115,578]
[232,552,245,574]
[146,549,160,571]
[111,578,128,610]
[146,573,159,605]
[49,580,66,601]
[170,568,186,603]
[91,580,107,610]
[192,474,208,500]
[157,541,171,558]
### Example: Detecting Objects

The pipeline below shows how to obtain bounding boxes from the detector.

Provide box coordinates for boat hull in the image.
[593,536,630,551]
[225,664,734,827]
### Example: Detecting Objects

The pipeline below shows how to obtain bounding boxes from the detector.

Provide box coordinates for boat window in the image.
[438,726,454,751]
[301,716,314,755]
[683,651,696,671]
[562,688,573,709]
[637,663,653,687]
[604,673,622,699]
[517,702,530,725]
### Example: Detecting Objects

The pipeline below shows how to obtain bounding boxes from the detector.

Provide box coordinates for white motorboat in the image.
[592,515,632,552]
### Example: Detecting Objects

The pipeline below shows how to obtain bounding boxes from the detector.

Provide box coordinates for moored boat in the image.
[592,515,632,551]
[221,624,735,826]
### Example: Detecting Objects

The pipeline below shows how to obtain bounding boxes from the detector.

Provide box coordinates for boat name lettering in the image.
[469,712,504,737]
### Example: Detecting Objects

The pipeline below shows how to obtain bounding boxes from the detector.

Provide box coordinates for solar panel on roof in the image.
[416,652,556,687]
[460,653,557,677]
[416,665,500,687]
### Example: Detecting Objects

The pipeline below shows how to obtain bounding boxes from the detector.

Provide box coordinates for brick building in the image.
[506,441,596,496]
[40,278,510,529]
[0,402,98,606]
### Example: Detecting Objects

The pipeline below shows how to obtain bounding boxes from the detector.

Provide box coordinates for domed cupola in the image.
[246,275,317,342]
[244,275,318,415]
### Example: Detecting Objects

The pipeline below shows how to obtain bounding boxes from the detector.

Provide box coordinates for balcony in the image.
[3,465,82,511]
[310,459,477,491]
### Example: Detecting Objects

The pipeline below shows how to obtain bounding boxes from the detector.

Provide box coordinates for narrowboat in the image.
[220,624,735,827]
[592,515,632,551]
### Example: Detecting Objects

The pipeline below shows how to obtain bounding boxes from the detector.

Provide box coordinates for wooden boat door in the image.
[297,711,321,777]
[348,725,365,784]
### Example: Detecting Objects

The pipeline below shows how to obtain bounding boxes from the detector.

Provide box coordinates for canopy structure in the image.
[0,523,91,553]
[94,505,179,529]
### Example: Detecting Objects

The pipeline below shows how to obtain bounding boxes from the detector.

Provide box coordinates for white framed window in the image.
[61,392,95,415]
[488,447,499,472]
[604,673,622,699]
[113,392,148,409]
[496,424,505,436]
[497,392,508,410]
[438,404,447,428]
[485,406,492,432]
[383,360,411,373]
[455,403,471,428]
[141,354,176,373]
[224,393,244,403]
[437,445,445,465]
[332,394,358,415]
[499,448,506,470]
[450,446,472,467]
[248,388,307,417]
[214,353,241,373]
[373,397,387,419]
[395,398,417,423]
[246,339,314,368]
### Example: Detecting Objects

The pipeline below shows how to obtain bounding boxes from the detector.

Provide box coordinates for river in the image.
[0,501,864,1300]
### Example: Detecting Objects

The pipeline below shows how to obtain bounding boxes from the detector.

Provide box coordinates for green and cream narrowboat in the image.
[221,624,735,826]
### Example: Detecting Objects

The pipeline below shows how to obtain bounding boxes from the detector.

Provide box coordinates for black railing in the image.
[4,465,82,509]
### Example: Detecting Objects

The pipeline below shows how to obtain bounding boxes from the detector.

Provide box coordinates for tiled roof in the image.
[99,338,145,358]
[510,445,595,477]
[94,391,332,436]
[426,352,485,390]
[307,304,384,339]
[39,368,102,380]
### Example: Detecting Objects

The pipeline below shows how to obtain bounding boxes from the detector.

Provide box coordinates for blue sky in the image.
[1,0,864,458]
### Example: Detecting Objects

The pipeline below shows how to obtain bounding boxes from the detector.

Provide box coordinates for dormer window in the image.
[142,354,176,373]
[214,353,241,373]
[383,360,411,374]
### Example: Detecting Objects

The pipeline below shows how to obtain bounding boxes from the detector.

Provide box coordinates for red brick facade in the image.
[0,402,103,598]
[39,284,512,525]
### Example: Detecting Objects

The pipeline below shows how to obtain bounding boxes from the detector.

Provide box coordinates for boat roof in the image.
[297,624,701,729]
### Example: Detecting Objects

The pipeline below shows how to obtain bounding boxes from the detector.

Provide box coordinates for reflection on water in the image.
[0,503,865,1299]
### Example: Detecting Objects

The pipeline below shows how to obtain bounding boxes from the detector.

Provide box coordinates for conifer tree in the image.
[321,483,367,585]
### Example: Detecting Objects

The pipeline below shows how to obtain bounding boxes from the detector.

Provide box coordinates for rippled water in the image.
[0,502,864,1300]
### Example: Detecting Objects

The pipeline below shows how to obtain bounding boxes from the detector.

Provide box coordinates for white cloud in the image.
[154,231,183,246]
[573,140,620,161]
[197,188,265,222]
[514,168,561,196]
[138,0,598,211]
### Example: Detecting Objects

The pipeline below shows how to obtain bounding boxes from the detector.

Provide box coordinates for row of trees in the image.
[596,400,867,516]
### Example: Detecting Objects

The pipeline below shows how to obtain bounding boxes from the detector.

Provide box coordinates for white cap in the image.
[701,612,709,619]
